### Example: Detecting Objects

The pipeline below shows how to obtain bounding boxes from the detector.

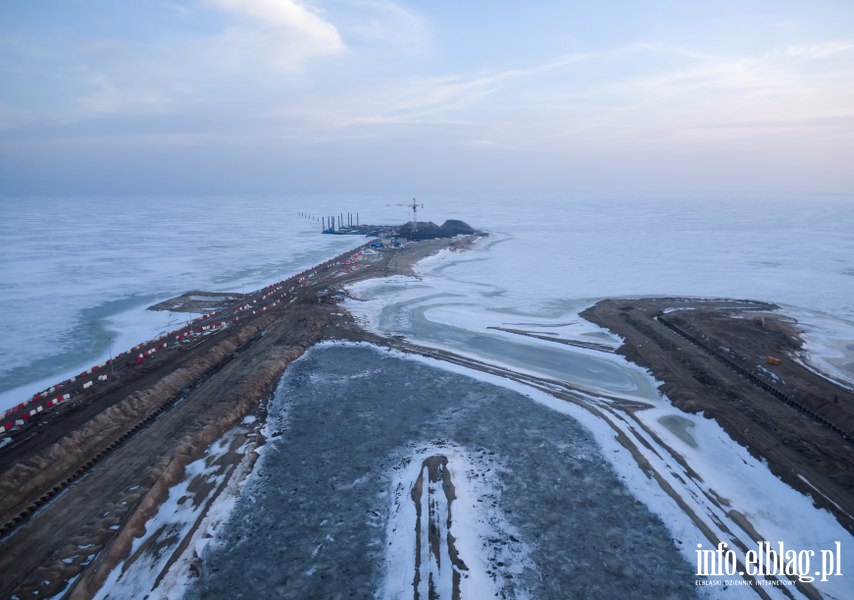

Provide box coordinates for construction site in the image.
[583,298,854,533]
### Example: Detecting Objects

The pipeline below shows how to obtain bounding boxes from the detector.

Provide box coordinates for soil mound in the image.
[398,219,477,240]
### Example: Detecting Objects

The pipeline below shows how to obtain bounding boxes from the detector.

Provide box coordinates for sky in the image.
[0,0,852,196]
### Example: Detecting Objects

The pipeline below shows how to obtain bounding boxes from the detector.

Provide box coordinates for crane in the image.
[397,198,424,232]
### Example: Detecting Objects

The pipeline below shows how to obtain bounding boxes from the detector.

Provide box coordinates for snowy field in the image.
[2,194,853,598]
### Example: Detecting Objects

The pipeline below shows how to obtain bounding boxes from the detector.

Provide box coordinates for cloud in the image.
[205,0,345,57]
[285,36,854,162]
[332,0,429,51]
[66,1,347,119]
[521,41,854,127]
[299,52,596,130]
[3,2,851,196]
[76,74,174,117]
[783,41,854,59]
[163,2,192,18]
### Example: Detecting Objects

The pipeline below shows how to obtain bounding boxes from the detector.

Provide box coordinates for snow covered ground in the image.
[92,426,255,600]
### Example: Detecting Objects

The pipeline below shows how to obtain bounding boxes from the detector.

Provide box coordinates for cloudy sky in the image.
[1,1,852,196]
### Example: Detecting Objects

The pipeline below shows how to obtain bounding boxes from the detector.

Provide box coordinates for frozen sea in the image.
[185,343,696,600]
[2,194,854,599]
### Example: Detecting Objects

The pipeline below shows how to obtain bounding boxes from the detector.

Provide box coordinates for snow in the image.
[92,428,252,600]
[379,442,532,600]
[786,307,854,390]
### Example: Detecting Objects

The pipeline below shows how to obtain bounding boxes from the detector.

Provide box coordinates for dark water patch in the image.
[186,344,697,599]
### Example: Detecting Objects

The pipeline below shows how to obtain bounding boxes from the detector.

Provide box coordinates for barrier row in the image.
[2,243,371,433]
